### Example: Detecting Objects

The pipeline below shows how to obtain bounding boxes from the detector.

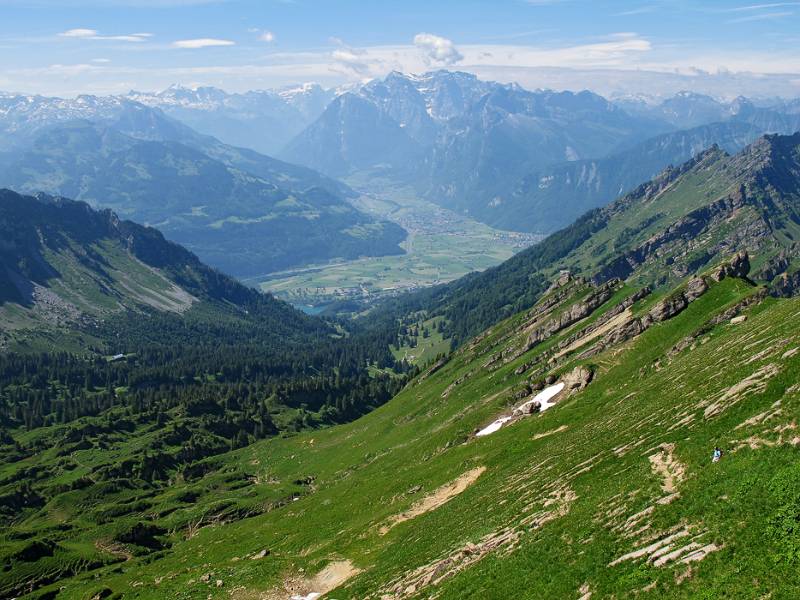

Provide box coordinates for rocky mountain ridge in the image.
[284,71,800,234]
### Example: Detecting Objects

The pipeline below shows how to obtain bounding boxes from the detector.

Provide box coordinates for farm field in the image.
[255,179,541,308]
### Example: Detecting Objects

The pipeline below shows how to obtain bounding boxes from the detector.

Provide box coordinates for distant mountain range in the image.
[282,71,800,235]
[497,118,799,232]
[0,94,405,277]
[283,70,665,177]
[3,73,799,272]
[126,83,335,156]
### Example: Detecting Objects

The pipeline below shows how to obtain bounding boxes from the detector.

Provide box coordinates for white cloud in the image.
[727,10,793,22]
[6,27,800,99]
[58,28,152,42]
[331,47,371,76]
[413,33,463,66]
[59,28,98,38]
[726,2,800,11]
[172,38,235,49]
[91,58,111,63]
[328,38,388,78]
[103,34,153,42]
[44,63,107,75]
[616,6,657,16]
[258,31,275,43]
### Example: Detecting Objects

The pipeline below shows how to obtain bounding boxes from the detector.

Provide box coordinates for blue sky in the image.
[1,0,799,98]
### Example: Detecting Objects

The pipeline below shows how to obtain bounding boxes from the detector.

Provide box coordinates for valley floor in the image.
[255,178,541,309]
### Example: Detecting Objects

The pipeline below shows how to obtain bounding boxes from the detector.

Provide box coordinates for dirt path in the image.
[310,560,358,592]
[379,467,486,535]
[648,443,686,494]
[254,559,360,600]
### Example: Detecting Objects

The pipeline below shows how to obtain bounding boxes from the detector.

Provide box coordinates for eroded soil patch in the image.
[379,467,486,535]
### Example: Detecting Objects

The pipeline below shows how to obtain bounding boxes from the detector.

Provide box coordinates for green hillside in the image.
[0,191,415,600]
[5,252,799,598]
[0,188,327,353]
[385,132,800,347]
[4,136,800,599]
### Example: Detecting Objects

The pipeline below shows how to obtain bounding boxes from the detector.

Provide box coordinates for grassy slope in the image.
[390,316,450,367]
[395,134,800,350]
[26,271,800,599]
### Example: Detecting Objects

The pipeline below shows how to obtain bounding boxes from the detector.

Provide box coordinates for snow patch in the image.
[476,416,513,437]
[476,383,565,437]
[519,382,565,414]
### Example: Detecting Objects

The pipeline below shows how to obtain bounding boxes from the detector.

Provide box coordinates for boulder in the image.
[562,365,593,391]
[730,315,748,324]
[546,270,573,292]
[685,277,709,301]
[711,251,751,282]
[648,294,688,322]
[513,385,532,400]
[519,400,541,415]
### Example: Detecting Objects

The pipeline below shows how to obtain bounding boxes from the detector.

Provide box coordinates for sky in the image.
[1,0,799,99]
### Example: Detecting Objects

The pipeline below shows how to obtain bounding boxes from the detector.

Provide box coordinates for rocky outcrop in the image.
[512,287,651,377]
[593,193,748,284]
[710,251,750,282]
[561,365,593,391]
[545,270,574,293]
[648,277,707,323]
[771,268,800,297]
[587,316,648,353]
[523,280,621,353]
[516,277,588,332]
[483,279,621,371]
[755,249,792,282]
[756,247,800,297]
[580,274,715,359]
